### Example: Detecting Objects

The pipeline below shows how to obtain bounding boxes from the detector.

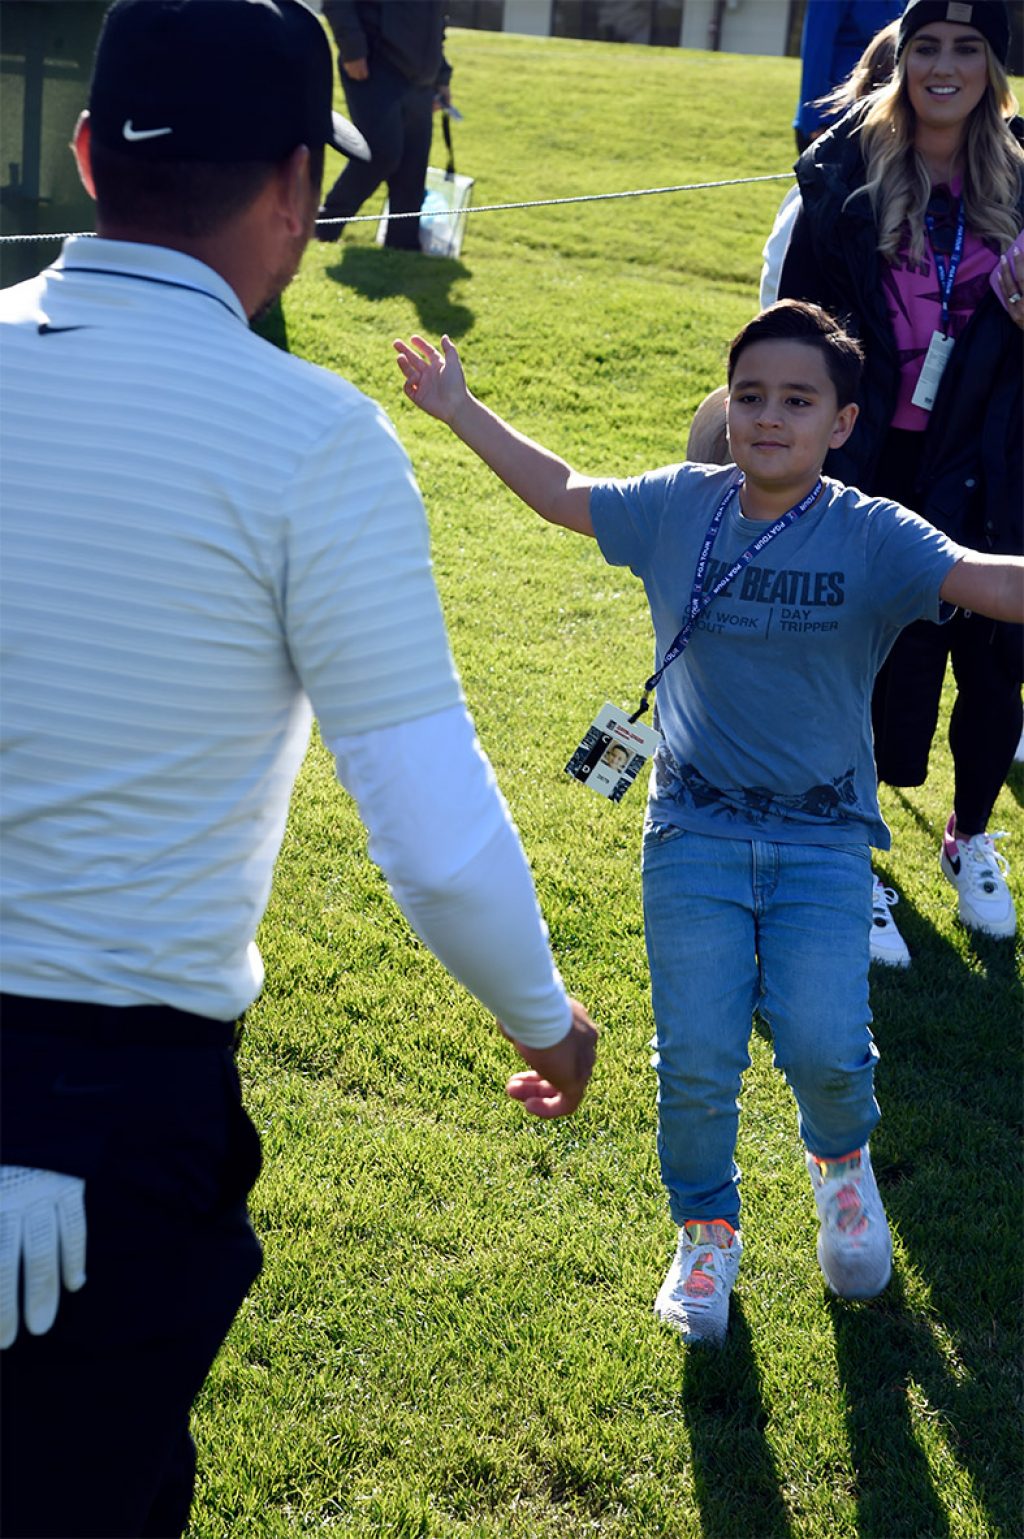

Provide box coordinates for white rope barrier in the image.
[314,170,795,229]
[0,170,794,244]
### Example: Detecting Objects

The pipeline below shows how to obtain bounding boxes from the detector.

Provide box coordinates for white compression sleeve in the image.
[326,704,572,1049]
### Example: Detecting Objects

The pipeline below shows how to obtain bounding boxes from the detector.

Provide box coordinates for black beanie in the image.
[896,0,1011,64]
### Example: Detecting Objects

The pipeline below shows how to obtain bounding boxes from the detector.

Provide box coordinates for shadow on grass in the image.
[888,775,1024,841]
[324,244,474,340]
[251,296,290,353]
[839,921,1023,1538]
[750,879,1020,1536]
[679,1297,794,1539]
[826,1274,952,1539]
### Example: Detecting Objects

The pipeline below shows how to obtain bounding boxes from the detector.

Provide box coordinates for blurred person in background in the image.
[317,0,452,250]
[795,0,904,152]
[764,18,901,307]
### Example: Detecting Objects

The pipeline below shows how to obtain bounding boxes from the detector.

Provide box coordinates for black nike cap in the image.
[88,0,369,163]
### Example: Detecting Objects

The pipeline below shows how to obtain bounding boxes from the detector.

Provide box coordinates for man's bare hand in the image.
[504,1000,597,1118]
[343,57,369,81]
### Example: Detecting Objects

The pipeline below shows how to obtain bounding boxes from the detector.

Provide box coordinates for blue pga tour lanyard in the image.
[926,196,966,336]
[629,473,823,722]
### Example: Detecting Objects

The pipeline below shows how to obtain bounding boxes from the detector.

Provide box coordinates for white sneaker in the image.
[870,874,910,967]
[940,815,1016,938]
[654,1220,741,1346]
[807,1146,891,1299]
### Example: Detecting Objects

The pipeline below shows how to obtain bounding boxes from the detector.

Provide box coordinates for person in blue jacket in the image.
[795,0,904,151]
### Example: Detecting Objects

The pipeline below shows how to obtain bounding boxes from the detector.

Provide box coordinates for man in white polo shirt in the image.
[0,3,597,1533]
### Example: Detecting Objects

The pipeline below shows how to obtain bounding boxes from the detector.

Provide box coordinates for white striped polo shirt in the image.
[0,238,463,1019]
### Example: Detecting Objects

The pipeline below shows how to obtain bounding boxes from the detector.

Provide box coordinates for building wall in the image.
[680,0,791,56]
[504,0,554,35]
[452,0,799,53]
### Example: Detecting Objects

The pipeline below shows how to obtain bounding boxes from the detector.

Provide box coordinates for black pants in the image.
[870,428,1023,835]
[872,611,1023,833]
[320,57,434,250]
[0,998,263,1539]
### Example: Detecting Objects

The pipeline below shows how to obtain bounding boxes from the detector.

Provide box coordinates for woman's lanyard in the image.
[629,473,823,723]
[926,196,966,337]
[912,196,966,412]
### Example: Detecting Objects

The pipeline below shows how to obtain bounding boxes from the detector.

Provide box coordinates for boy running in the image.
[393,301,1024,1345]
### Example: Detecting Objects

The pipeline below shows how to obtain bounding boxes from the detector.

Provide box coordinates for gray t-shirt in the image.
[591,463,964,849]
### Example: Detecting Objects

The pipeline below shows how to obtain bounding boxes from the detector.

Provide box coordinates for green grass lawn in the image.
[189,28,1023,1539]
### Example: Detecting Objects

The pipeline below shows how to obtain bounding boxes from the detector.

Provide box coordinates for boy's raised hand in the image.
[393,331,595,536]
[393,333,467,425]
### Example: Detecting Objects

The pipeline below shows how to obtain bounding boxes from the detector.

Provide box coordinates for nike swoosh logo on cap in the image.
[123,120,173,142]
[38,323,88,335]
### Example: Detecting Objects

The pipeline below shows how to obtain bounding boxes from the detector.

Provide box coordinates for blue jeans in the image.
[641,825,880,1228]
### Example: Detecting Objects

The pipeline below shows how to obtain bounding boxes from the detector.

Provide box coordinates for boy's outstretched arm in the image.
[394,334,596,536]
[940,553,1024,622]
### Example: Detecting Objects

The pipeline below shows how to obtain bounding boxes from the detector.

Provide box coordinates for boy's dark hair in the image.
[727,301,864,407]
[89,143,325,240]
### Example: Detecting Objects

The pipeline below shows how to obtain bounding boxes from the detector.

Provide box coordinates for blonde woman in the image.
[780,0,1023,964]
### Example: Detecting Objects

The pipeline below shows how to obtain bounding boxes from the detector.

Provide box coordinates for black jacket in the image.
[778,110,1023,577]
[323,1,451,89]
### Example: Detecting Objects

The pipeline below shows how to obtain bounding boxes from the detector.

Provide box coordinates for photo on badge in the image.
[566,702,661,802]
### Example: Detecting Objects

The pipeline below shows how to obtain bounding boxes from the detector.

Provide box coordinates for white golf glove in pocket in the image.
[0,1166,87,1349]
